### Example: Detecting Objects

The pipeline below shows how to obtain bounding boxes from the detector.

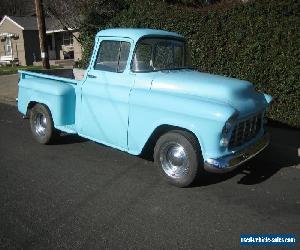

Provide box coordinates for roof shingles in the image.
[3,16,64,31]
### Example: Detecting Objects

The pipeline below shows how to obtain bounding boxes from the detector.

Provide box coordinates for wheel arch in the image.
[26,101,54,120]
[26,101,38,116]
[140,124,203,160]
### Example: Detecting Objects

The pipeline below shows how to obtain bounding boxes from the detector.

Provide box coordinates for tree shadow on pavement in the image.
[192,125,300,187]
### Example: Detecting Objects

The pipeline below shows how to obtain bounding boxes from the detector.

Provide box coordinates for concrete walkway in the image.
[0,74,19,105]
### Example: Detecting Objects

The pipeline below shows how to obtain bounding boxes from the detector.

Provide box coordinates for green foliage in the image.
[162,0,218,7]
[76,33,95,69]
[80,0,300,127]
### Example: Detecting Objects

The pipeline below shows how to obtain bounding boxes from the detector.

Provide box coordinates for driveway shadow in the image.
[52,133,88,145]
[236,125,299,185]
[49,123,299,187]
[192,124,300,187]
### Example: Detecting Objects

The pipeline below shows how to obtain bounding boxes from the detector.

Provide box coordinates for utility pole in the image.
[34,0,50,69]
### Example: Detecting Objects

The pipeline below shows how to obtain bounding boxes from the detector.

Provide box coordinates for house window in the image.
[63,32,73,46]
[94,40,131,73]
[4,37,12,56]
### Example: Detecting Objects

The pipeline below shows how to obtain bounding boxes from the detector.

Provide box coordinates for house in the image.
[0,15,82,66]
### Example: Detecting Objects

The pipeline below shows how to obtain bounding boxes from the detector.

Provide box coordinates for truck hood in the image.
[151,70,270,117]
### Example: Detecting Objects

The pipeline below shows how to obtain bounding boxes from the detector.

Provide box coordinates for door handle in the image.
[87,74,97,78]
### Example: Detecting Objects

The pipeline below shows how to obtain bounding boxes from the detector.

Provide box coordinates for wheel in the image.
[154,130,203,187]
[29,104,58,144]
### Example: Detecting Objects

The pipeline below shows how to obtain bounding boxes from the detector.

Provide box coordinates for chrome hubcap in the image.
[34,113,47,136]
[160,143,188,178]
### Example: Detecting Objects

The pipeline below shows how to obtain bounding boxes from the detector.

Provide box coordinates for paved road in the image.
[0,103,299,249]
[0,74,18,106]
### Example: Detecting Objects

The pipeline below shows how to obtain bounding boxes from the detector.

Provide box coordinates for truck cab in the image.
[18,28,272,187]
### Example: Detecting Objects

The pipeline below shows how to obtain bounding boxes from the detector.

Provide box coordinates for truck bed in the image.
[18,70,79,132]
[31,68,75,78]
[19,69,80,85]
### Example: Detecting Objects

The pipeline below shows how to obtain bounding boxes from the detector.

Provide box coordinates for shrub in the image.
[80,0,300,127]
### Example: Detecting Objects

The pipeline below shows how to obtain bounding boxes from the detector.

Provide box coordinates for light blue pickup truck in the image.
[18,28,272,187]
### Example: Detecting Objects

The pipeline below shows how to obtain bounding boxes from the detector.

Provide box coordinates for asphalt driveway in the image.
[0,74,299,248]
[0,74,18,105]
[0,103,299,249]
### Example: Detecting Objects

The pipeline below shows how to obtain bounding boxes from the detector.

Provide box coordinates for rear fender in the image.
[18,78,76,126]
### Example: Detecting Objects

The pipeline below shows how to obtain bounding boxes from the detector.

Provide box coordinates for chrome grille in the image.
[229,113,263,148]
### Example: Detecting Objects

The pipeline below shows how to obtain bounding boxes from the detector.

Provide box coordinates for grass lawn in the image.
[0,66,59,75]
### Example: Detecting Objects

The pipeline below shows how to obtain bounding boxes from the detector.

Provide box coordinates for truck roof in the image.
[96,28,184,42]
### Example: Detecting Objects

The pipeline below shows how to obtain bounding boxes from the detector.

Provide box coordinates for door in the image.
[80,38,134,151]
[4,37,12,56]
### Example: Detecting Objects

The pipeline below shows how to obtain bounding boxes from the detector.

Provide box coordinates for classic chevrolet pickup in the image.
[18,28,272,187]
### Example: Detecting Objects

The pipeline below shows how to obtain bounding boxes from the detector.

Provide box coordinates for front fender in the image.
[128,88,236,159]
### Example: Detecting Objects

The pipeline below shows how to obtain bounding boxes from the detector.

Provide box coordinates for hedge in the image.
[80,0,300,127]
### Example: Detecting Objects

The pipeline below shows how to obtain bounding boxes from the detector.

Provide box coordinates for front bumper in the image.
[204,133,270,173]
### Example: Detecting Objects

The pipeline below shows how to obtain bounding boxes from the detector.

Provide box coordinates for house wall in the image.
[23,30,41,65]
[54,31,82,61]
[0,18,26,65]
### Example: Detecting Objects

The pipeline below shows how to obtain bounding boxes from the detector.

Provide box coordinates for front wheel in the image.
[154,130,203,187]
[29,104,58,144]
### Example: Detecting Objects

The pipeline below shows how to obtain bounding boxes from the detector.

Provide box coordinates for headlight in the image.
[220,111,239,147]
[220,137,230,147]
[263,93,273,105]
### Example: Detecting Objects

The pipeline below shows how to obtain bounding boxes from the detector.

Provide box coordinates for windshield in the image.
[132,37,191,72]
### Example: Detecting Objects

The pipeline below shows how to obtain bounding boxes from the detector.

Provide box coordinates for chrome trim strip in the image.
[204,133,270,173]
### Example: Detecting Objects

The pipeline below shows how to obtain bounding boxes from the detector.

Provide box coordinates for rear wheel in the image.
[154,130,203,187]
[29,104,58,144]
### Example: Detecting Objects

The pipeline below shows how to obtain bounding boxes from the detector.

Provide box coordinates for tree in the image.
[0,0,35,18]
[35,0,50,69]
[44,0,125,33]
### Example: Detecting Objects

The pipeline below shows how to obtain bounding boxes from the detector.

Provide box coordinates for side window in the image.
[94,40,130,73]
